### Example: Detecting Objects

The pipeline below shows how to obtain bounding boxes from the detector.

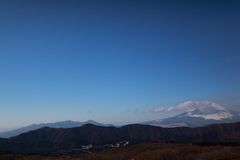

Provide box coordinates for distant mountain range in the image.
[2,102,240,139]
[0,122,240,154]
[0,120,112,138]
[142,102,240,127]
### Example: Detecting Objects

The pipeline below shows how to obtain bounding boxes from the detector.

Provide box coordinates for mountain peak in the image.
[175,101,233,120]
[186,109,234,120]
[142,101,240,128]
[190,101,227,112]
[81,123,98,128]
[86,120,97,123]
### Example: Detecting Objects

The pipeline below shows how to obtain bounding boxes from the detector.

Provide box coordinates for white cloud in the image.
[145,101,226,114]
[147,107,165,113]
[166,100,226,112]
[155,107,165,112]
[147,107,155,113]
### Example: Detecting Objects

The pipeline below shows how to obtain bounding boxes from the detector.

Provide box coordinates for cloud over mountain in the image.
[142,100,240,127]
[146,100,225,113]
[138,100,234,123]
[166,100,226,112]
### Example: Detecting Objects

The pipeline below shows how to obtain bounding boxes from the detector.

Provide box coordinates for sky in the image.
[0,0,240,130]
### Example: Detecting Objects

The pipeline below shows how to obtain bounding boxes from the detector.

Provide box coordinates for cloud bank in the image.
[145,100,225,113]
[166,100,225,112]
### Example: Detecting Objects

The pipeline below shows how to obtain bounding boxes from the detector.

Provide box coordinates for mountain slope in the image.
[0,122,240,153]
[0,120,112,138]
[143,103,240,127]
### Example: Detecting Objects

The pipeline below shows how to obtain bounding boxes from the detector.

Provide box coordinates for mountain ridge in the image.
[0,120,113,138]
[0,122,240,154]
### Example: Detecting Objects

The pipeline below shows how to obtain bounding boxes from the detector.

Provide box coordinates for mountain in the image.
[0,120,113,138]
[0,122,240,154]
[142,103,240,127]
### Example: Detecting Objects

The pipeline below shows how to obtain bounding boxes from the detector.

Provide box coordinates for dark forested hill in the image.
[0,122,240,153]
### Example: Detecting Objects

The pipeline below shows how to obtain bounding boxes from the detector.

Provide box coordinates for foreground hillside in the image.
[1,141,240,160]
[0,122,240,154]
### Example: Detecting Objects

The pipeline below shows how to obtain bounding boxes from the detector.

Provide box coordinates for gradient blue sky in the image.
[0,0,240,130]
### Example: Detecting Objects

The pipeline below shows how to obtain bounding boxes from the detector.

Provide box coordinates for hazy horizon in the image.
[1,0,240,130]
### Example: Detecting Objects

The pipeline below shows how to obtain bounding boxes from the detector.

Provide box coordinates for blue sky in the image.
[0,0,240,129]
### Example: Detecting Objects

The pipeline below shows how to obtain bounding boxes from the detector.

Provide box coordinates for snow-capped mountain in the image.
[142,101,240,128]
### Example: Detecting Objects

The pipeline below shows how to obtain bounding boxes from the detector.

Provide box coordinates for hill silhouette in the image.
[0,122,240,153]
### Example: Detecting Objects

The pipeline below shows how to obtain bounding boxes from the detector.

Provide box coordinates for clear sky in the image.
[0,0,240,130]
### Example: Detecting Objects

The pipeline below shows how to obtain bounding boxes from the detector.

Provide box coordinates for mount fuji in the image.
[142,101,240,128]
